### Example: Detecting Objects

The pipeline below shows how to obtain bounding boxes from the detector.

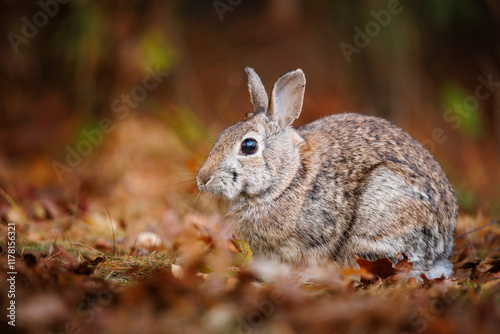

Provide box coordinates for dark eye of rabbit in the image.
[241,138,258,155]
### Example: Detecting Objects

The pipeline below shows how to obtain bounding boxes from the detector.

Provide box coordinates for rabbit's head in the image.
[197,68,306,202]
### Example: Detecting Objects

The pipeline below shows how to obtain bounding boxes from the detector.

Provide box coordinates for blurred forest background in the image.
[1,1,500,333]
[1,0,500,217]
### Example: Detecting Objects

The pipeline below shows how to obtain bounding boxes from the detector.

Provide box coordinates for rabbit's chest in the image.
[228,189,353,264]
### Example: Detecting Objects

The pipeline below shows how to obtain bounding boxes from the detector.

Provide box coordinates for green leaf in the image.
[139,31,178,71]
[440,83,484,139]
[232,235,253,266]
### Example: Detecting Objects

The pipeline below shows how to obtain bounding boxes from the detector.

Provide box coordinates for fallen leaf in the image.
[74,256,106,275]
[357,257,398,282]
[486,259,500,273]
[456,245,469,263]
[232,235,253,266]
[23,253,38,267]
[395,253,413,273]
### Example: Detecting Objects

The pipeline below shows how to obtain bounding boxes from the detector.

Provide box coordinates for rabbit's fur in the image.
[197,67,457,278]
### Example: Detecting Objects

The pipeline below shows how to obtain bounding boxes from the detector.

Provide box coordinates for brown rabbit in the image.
[197,67,458,278]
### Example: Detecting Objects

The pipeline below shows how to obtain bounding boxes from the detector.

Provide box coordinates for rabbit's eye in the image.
[241,138,258,155]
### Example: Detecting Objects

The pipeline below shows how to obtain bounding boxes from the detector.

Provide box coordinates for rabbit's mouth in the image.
[197,172,242,200]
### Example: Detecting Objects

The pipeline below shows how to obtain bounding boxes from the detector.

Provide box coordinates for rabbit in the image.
[196,67,458,279]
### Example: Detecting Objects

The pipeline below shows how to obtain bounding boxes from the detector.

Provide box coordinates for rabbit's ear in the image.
[268,69,306,128]
[245,67,268,113]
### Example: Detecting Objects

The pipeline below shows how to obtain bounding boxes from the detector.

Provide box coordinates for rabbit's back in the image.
[296,113,457,273]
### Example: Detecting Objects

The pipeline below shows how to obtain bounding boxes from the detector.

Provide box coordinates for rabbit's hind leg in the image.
[350,167,452,278]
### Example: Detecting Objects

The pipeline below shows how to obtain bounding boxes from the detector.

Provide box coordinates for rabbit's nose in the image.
[196,168,212,190]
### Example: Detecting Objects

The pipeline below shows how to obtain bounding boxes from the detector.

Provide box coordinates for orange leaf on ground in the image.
[395,253,413,273]
[356,258,398,283]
